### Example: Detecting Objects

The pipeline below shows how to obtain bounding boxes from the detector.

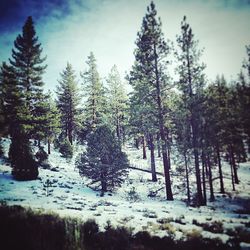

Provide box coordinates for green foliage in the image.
[59,138,73,159]
[76,124,128,193]
[9,136,38,180]
[175,16,207,205]
[56,63,80,144]
[106,65,128,142]
[1,16,47,180]
[126,186,140,202]
[128,1,173,200]
[0,204,241,250]
[81,52,107,134]
[8,16,47,138]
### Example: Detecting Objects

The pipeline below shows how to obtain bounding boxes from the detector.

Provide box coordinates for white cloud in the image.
[1,0,250,91]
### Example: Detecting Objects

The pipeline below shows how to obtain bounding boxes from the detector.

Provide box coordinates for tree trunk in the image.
[216,144,225,193]
[153,43,173,201]
[135,137,140,149]
[207,154,215,202]
[157,133,161,157]
[229,144,239,184]
[168,149,171,169]
[101,172,107,196]
[68,129,73,145]
[92,95,96,129]
[48,138,51,155]
[116,108,121,141]
[191,120,203,206]
[186,40,203,205]
[184,153,190,204]
[149,134,157,182]
[142,135,147,159]
[230,157,236,191]
[201,151,207,205]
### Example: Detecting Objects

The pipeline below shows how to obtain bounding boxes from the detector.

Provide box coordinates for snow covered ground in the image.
[0,138,249,245]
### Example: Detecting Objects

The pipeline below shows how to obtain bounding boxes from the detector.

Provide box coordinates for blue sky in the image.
[0,0,250,91]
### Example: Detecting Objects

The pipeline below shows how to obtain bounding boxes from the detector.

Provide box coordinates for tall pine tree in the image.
[2,16,47,180]
[176,16,206,205]
[106,65,128,143]
[129,2,173,199]
[81,52,107,134]
[56,63,80,145]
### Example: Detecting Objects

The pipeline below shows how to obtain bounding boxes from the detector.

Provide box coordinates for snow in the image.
[0,137,250,244]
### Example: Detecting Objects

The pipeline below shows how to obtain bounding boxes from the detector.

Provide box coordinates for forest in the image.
[0,1,250,249]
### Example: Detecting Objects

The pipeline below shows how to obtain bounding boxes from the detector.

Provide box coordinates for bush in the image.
[226,226,250,243]
[0,205,66,250]
[80,219,99,244]
[36,146,48,163]
[0,138,4,157]
[126,186,140,202]
[9,137,38,180]
[193,220,224,234]
[0,204,241,250]
[59,138,73,158]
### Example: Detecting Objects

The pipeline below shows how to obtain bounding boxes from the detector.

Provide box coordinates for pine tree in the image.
[76,125,128,195]
[243,45,250,81]
[240,45,250,153]
[225,83,245,186]
[81,52,107,134]
[106,65,128,143]
[44,92,61,154]
[129,2,173,198]
[56,63,80,145]
[1,16,46,180]
[176,16,206,205]
[9,16,47,138]
[172,95,192,204]
[129,87,158,181]
[0,62,21,137]
[205,75,229,193]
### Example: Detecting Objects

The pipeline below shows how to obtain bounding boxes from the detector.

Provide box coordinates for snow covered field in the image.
[0,138,249,246]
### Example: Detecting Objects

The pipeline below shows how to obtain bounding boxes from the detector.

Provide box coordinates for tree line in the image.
[0,2,249,206]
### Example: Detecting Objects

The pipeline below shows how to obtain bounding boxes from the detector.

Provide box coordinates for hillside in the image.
[0,138,249,248]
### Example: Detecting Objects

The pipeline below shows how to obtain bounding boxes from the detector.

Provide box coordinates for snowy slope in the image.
[0,138,249,244]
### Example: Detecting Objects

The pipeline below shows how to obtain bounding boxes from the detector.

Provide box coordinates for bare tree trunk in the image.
[135,137,139,149]
[229,144,239,184]
[68,128,73,145]
[153,42,173,201]
[48,138,51,155]
[149,134,157,182]
[230,159,236,191]
[201,151,207,205]
[168,147,171,169]
[191,119,203,206]
[157,133,161,157]
[207,154,215,201]
[184,153,190,204]
[216,144,225,193]
[142,135,147,159]
[101,172,107,196]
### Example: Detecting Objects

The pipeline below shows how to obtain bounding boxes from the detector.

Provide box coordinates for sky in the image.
[0,0,250,91]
